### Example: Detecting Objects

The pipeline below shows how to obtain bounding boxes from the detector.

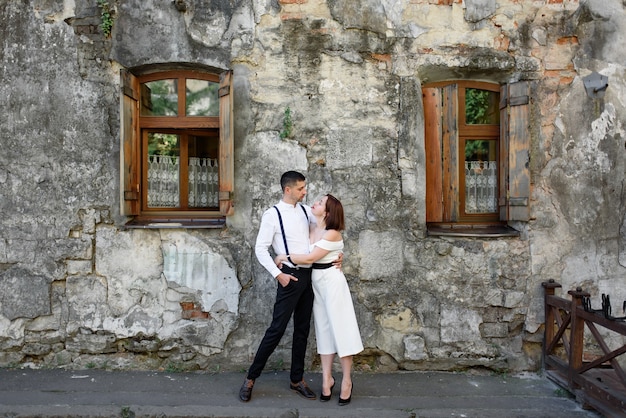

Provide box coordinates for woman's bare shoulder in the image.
[322,229,342,241]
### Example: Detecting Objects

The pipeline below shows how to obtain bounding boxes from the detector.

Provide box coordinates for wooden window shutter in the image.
[424,84,458,222]
[499,81,530,221]
[442,84,459,222]
[120,69,140,216]
[218,70,234,216]
[424,87,443,222]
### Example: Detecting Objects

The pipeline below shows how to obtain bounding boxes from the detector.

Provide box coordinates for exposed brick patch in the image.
[311,27,332,35]
[180,302,194,311]
[543,70,576,85]
[371,53,391,64]
[180,302,211,320]
[557,36,579,46]
[370,53,392,71]
[494,35,510,51]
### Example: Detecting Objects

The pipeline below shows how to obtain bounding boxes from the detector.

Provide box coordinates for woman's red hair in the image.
[324,194,345,231]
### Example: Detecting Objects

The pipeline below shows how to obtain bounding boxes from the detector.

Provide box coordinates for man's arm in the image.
[254,210,282,278]
[255,209,298,287]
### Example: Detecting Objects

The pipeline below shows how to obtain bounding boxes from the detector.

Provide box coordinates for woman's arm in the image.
[274,245,330,265]
[291,245,330,264]
[274,230,341,265]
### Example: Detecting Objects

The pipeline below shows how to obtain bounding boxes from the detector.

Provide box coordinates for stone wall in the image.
[1,0,625,373]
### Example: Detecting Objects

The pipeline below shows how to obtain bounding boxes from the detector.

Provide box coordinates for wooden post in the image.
[568,287,590,389]
[542,280,561,369]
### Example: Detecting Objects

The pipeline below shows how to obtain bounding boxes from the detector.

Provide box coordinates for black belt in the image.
[282,264,311,272]
[312,262,333,269]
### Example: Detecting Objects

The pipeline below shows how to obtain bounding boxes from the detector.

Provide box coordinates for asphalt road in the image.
[0,368,602,417]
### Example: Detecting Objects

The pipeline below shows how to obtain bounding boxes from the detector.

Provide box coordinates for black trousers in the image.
[247,265,314,383]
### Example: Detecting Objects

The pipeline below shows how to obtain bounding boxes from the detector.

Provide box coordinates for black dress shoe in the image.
[320,377,335,402]
[338,383,352,406]
[290,380,317,400]
[239,378,254,402]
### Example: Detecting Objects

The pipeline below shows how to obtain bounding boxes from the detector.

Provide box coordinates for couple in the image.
[239,171,363,406]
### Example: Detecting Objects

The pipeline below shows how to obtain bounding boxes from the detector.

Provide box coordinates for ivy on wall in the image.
[280,106,293,139]
[97,0,114,37]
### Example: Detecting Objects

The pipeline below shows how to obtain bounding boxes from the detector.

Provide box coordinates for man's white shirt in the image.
[255,200,314,278]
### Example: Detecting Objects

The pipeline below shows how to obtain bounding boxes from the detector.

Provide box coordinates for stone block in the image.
[404,335,428,360]
[22,342,51,356]
[503,291,525,308]
[0,267,50,320]
[464,0,497,23]
[480,322,509,338]
[325,128,374,169]
[66,260,93,275]
[358,230,404,280]
[440,305,481,343]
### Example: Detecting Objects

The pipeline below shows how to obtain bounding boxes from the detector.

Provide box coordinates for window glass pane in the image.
[141,79,178,116]
[465,88,499,125]
[464,139,497,214]
[147,133,180,208]
[186,79,219,116]
[188,134,219,208]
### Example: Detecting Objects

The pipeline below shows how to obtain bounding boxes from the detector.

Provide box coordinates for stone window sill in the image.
[124,217,226,229]
[427,224,519,238]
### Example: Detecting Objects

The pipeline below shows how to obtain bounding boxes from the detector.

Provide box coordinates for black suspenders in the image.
[274,204,308,266]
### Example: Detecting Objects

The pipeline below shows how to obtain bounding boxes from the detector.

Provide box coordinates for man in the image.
[239,170,317,402]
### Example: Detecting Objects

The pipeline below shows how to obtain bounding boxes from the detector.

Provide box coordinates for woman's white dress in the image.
[311,239,364,358]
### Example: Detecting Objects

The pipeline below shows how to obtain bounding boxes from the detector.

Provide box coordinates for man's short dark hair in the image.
[280,171,306,191]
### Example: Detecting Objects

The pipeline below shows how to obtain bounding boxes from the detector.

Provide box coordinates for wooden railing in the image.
[542,280,626,417]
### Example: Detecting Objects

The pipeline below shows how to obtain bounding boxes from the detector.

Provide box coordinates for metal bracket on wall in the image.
[583,71,609,99]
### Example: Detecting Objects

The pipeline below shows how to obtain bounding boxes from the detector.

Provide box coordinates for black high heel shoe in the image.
[320,377,335,402]
[338,383,352,406]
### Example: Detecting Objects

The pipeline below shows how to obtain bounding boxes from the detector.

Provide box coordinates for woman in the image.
[275,194,363,406]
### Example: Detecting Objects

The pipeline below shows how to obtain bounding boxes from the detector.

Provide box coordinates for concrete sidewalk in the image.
[0,368,601,418]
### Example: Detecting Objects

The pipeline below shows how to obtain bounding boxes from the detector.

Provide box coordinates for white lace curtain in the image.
[465,160,497,214]
[188,157,218,207]
[147,155,218,208]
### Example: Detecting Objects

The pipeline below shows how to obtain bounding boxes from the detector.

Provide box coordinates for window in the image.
[120,69,234,227]
[423,81,530,236]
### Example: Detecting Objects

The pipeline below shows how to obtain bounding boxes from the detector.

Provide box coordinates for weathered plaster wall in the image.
[1,0,625,373]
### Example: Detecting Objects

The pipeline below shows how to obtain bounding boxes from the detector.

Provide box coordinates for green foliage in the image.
[186,81,220,116]
[146,80,178,116]
[465,88,492,125]
[271,358,285,371]
[464,88,498,160]
[465,140,490,160]
[279,106,293,139]
[97,0,114,37]
[164,362,186,373]
[148,133,179,157]
[121,406,135,418]
[554,387,573,398]
[1,362,20,369]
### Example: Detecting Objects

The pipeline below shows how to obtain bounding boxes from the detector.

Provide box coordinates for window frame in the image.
[423,80,530,235]
[120,68,234,227]
[140,128,220,214]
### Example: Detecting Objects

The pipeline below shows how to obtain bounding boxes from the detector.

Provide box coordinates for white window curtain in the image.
[148,155,180,207]
[188,157,219,207]
[465,160,497,214]
[147,155,219,208]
